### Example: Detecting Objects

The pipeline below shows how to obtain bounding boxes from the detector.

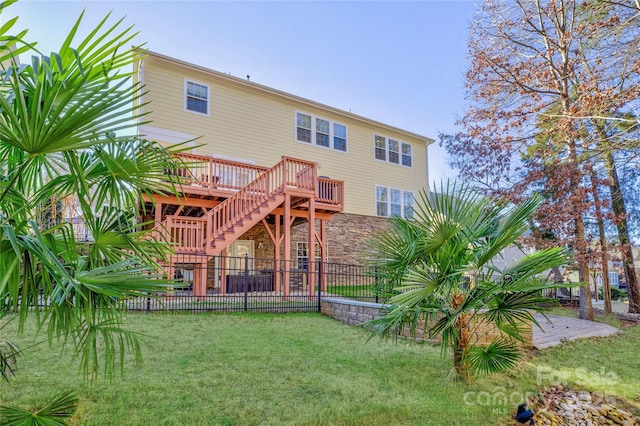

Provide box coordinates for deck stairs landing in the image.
[154,157,317,256]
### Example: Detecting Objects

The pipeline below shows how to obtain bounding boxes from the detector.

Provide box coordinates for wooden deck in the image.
[146,154,343,297]
[167,153,344,212]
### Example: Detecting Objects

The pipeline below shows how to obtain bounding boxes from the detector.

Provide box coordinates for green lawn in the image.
[325,285,379,301]
[1,312,638,425]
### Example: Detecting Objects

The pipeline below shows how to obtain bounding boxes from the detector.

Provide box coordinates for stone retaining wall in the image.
[321,297,533,349]
[321,298,384,325]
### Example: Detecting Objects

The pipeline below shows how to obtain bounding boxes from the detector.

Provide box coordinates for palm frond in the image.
[71,317,145,381]
[502,247,572,282]
[475,195,541,267]
[464,338,521,376]
[0,339,19,382]
[0,390,79,425]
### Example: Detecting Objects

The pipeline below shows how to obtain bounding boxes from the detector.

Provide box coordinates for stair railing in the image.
[204,157,316,251]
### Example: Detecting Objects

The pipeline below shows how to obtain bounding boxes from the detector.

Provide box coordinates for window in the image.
[388,139,400,164]
[296,112,347,152]
[403,191,414,219]
[334,123,347,151]
[376,186,414,219]
[390,189,402,216]
[402,143,412,167]
[376,187,388,217]
[296,242,327,270]
[185,80,209,115]
[297,113,312,142]
[374,134,412,167]
[374,135,386,160]
[316,118,330,147]
[609,271,620,287]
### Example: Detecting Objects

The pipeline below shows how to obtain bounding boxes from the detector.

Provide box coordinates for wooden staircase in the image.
[153,157,317,256]
[206,193,285,255]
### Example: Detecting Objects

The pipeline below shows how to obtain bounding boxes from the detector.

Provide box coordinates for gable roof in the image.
[141,50,435,145]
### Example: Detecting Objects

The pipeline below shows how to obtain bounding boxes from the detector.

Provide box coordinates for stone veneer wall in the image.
[291,213,390,265]
[321,298,533,349]
[232,213,390,265]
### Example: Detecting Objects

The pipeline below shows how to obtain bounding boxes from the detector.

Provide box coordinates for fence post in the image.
[243,253,249,312]
[317,259,322,312]
[375,266,379,304]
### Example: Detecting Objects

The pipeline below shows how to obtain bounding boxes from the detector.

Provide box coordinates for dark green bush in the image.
[598,287,627,301]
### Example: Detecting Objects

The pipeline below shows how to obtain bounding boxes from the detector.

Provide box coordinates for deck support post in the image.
[155,202,162,225]
[307,197,316,297]
[219,253,227,295]
[194,258,208,299]
[283,194,291,299]
[274,216,281,292]
[318,218,327,291]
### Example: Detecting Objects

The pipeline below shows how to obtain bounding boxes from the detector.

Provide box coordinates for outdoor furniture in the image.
[226,274,274,293]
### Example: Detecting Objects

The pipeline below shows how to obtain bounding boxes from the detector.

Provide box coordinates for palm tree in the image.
[0,3,187,389]
[365,181,574,381]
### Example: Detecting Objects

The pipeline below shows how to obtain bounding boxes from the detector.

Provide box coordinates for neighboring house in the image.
[133,51,434,295]
[564,247,640,297]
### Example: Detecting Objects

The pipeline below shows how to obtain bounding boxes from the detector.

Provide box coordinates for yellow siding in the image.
[136,55,431,216]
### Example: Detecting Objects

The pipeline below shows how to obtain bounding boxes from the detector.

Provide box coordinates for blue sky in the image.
[7,0,477,183]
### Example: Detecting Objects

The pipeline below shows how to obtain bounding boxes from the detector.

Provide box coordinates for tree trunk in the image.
[452,293,471,382]
[559,71,593,319]
[578,262,594,321]
[587,164,612,313]
[603,151,640,313]
[568,158,593,320]
[453,314,471,382]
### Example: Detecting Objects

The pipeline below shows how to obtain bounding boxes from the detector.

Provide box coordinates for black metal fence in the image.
[123,255,382,313]
[121,254,580,313]
[541,286,580,305]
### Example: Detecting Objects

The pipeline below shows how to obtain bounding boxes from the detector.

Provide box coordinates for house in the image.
[562,246,640,300]
[134,51,434,296]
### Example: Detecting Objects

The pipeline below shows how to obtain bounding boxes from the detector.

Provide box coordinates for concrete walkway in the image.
[532,313,620,349]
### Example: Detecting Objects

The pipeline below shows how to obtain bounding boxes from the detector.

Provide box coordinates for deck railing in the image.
[166,216,208,253]
[317,177,343,206]
[171,152,269,191]
[170,153,344,206]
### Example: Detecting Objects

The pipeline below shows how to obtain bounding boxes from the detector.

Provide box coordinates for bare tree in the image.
[442,0,640,317]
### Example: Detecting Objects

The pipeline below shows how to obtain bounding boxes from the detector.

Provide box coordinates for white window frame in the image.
[295,111,348,153]
[296,241,328,270]
[609,271,620,287]
[375,185,414,219]
[184,79,210,116]
[373,134,413,167]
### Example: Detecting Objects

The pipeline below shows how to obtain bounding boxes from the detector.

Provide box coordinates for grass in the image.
[325,285,379,301]
[1,312,639,425]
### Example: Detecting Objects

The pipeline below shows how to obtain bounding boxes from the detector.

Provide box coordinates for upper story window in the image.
[376,186,414,219]
[374,135,412,167]
[185,80,209,115]
[609,271,620,287]
[296,112,347,152]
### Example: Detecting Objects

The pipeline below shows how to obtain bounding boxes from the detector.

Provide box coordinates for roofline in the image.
[140,50,435,145]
